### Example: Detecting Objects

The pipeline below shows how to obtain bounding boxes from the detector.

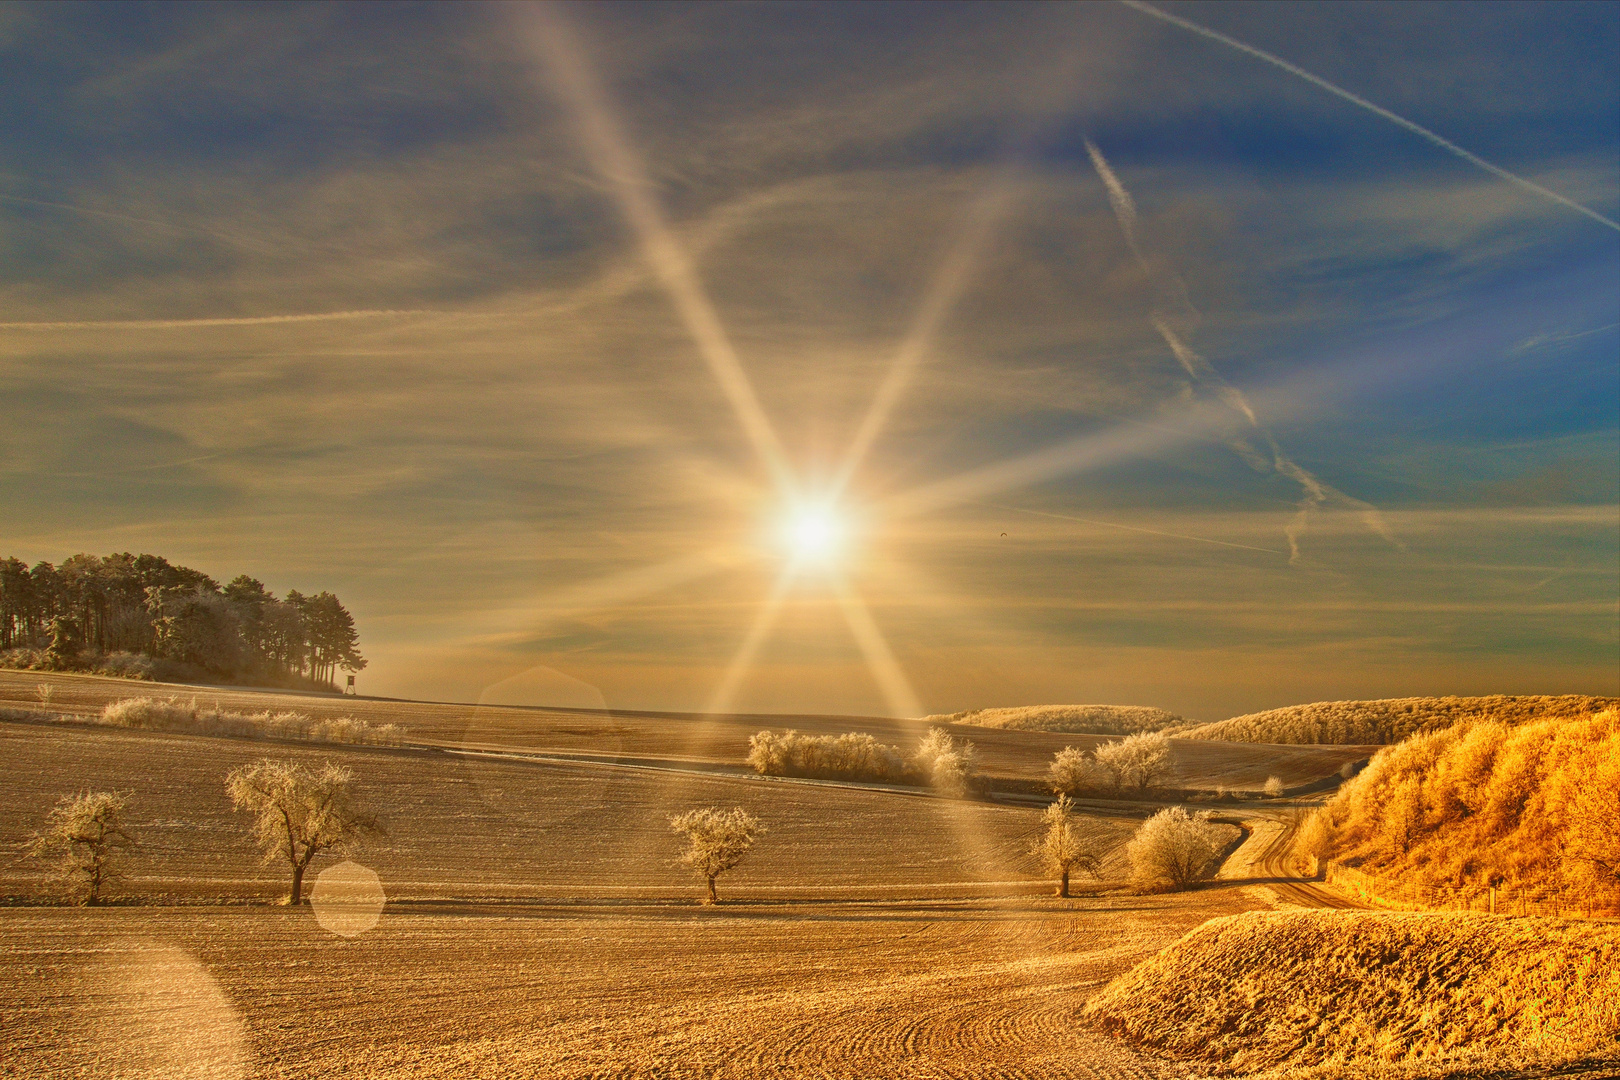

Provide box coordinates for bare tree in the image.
[1126,806,1225,890]
[225,759,382,905]
[1094,731,1172,792]
[1030,794,1102,897]
[670,806,763,903]
[29,791,134,904]
[1049,746,1113,796]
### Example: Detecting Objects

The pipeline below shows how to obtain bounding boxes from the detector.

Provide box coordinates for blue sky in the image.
[1,1,1615,718]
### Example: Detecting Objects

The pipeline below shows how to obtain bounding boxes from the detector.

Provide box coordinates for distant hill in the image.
[930,704,1187,736]
[1177,694,1616,745]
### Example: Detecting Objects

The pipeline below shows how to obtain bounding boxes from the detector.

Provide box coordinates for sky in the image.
[1,0,1616,721]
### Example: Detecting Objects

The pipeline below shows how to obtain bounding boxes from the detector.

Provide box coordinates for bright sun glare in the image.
[779,503,848,564]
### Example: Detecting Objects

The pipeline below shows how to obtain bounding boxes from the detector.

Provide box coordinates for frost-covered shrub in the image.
[746,729,914,783]
[98,697,404,746]
[912,728,979,797]
[1095,731,1172,791]
[1127,806,1225,891]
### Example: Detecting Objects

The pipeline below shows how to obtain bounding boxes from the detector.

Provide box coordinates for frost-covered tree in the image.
[225,759,382,904]
[1031,795,1102,897]
[1095,731,1171,792]
[913,728,979,797]
[1049,746,1113,796]
[29,790,135,904]
[670,806,763,903]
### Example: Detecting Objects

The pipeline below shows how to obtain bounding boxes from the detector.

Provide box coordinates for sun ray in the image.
[881,400,1238,524]
[987,502,1287,555]
[516,5,797,497]
[831,173,1022,498]
[705,560,801,716]
[829,577,923,719]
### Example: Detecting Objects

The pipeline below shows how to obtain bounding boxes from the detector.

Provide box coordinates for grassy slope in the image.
[1310,711,1620,904]
[1083,909,1620,1078]
[1179,694,1617,745]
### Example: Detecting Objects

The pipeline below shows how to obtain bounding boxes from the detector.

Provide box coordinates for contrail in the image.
[1084,141,1144,261]
[1084,137,1400,562]
[1117,0,1619,232]
[987,502,1287,555]
[0,309,435,331]
[0,192,291,252]
[516,5,796,497]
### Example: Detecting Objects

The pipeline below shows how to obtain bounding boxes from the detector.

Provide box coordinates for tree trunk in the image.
[1059,869,1070,898]
[707,875,718,903]
[289,863,306,905]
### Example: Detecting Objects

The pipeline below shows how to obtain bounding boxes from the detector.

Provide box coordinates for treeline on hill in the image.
[1180,694,1616,745]
[0,552,364,690]
[1298,710,1619,905]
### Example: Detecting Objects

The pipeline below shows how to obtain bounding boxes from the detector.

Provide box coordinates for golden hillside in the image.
[1179,694,1615,745]
[1303,710,1619,904]
[1082,909,1620,1078]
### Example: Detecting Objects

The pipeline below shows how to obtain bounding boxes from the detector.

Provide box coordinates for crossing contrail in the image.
[1084,137,1400,563]
[1118,0,1619,233]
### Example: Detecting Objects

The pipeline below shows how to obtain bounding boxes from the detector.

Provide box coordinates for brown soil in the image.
[0,699,1270,1079]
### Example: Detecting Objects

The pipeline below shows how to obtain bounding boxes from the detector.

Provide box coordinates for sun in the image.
[776,501,850,565]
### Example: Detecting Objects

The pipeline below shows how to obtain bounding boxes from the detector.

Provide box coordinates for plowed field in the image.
[1,894,1264,1079]
[0,674,1306,1079]
[0,670,1372,792]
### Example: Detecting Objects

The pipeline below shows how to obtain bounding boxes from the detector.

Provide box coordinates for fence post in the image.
[1489,886,1496,915]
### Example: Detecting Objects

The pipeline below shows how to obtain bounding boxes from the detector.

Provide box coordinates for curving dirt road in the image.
[1218,809,1364,911]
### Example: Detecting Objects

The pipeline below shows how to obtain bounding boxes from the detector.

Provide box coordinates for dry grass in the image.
[1305,710,1620,905]
[97,697,405,747]
[1180,694,1616,745]
[1082,909,1620,1077]
[934,704,1187,736]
